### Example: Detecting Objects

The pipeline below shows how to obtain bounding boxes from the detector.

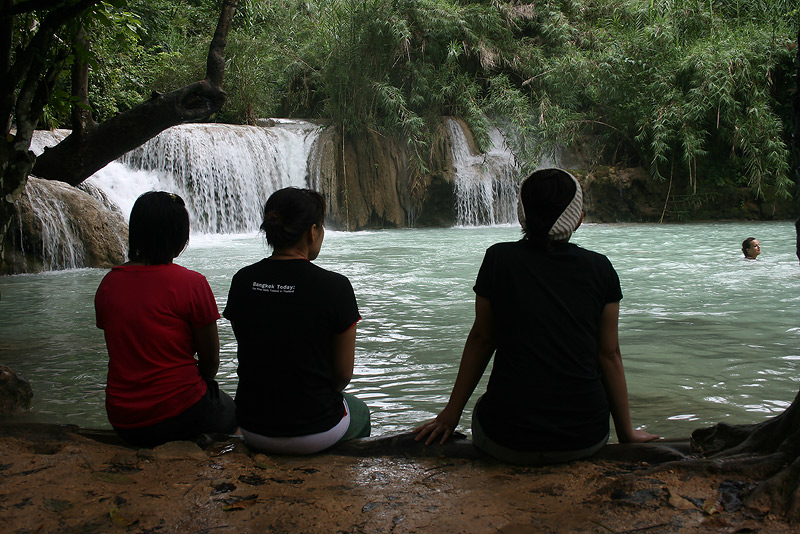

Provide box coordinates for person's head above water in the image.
[518,168,584,246]
[128,191,190,265]
[742,237,761,259]
[261,187,326,252]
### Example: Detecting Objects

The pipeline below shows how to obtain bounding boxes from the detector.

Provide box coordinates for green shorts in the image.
[338,392,371,442]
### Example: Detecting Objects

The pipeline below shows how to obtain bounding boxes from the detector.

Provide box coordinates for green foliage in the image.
[85,5,152,121]
[289,0,535,173]
[125,0,217,94]
[219,0,318,123]
[611,1,797,197]
[34,0,798,204]
[38,0,201,126]
[523,0,797,198]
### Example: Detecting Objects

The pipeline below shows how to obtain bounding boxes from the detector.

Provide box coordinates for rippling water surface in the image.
[2,221,799,439]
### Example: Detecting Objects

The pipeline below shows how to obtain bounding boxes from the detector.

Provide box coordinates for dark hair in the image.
[742,237,757,257]
[260,187,325,249]
[128,191,190,265]
[519,168,577,244]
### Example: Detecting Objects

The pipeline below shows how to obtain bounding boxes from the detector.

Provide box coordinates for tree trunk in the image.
[0,140,37,271]
[0,0,84,272]
[32,0,238,186]
[793,24,800,185]
[71,26,93,136]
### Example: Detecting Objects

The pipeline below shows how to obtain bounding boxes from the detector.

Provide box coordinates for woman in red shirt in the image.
[95,191,237,446]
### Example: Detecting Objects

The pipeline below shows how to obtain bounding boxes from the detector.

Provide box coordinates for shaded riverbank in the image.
[1,423,795,533]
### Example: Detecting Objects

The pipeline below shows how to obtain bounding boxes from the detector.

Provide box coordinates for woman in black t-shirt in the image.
[415,168,658,465]
[224,187,370,454]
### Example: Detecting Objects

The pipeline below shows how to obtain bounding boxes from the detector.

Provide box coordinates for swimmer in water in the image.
[742,237,760,259]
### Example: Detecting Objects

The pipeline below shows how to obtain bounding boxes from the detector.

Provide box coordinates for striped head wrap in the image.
[518,168,583,242]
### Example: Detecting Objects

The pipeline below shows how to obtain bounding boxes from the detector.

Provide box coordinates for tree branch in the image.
[32,0,240,185]
[0,0,13,133]
[206,0,237,87]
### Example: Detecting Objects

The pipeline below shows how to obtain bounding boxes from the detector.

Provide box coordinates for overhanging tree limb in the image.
[32,0,239,186]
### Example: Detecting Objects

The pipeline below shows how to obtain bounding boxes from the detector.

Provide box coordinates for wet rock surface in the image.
[0,366,33,416]
[0,423,795,533]
[3,177,127,274]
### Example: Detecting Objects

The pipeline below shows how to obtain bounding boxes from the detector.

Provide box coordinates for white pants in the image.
[241,398,351,455]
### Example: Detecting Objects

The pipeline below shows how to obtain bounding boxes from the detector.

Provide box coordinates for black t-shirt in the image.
[223,259,360,436]
[473,240,623,451]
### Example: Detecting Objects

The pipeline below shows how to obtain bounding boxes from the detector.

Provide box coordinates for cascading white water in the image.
[447,118,520,226]
[31,120,522,234]
[21,132,107,270]
[20,121,323,271]
[109,120,324,233]
[21,118,527,271]
[18,178,85,270]
[28,121,323,235]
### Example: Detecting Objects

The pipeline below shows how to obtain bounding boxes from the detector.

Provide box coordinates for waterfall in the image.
[447,118,520,226]
[31,120,522,233]
[10,177,127,273]
[16,121,322,272]
[19,117,528,273]
[18,179,85,271]
[19,131,107,271]
[27,121,323,236]
[105,121,324,233]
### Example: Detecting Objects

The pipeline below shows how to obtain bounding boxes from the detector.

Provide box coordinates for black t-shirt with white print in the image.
[224,258,360,436]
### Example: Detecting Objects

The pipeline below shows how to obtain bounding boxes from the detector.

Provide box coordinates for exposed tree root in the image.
[745,454,800,521]
[658,388,800,522]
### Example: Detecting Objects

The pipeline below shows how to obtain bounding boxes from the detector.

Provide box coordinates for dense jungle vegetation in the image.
[27,0,800,202]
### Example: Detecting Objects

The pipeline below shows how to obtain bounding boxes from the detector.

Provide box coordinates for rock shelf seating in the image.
[0,422,690,465]
[1,366,689,463]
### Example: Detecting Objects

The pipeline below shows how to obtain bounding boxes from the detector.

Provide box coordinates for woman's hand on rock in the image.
[620,428,660,443]
[413,406,461,446]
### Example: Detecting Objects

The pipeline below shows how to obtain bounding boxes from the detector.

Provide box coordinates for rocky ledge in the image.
[1,422,794,533]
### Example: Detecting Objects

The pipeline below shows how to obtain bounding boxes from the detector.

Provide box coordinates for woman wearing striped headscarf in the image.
[415,168,658,465]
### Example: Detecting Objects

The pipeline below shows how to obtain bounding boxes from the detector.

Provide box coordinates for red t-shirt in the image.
[95,263,221,428]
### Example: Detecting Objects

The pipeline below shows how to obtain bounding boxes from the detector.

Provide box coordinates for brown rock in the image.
[0,365,33,416]
[581,166,670,222]
[667,487,698,510]
[137,440,208,461]
[312,121,457,230]
[1,424,796,533]
[3,177,127,274]
[313,127,413,230]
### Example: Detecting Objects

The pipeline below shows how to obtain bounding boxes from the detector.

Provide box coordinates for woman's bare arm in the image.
[596,302,658,443]
[332,323,357,392]
[414,296,496,445]
[193,321,221,380]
